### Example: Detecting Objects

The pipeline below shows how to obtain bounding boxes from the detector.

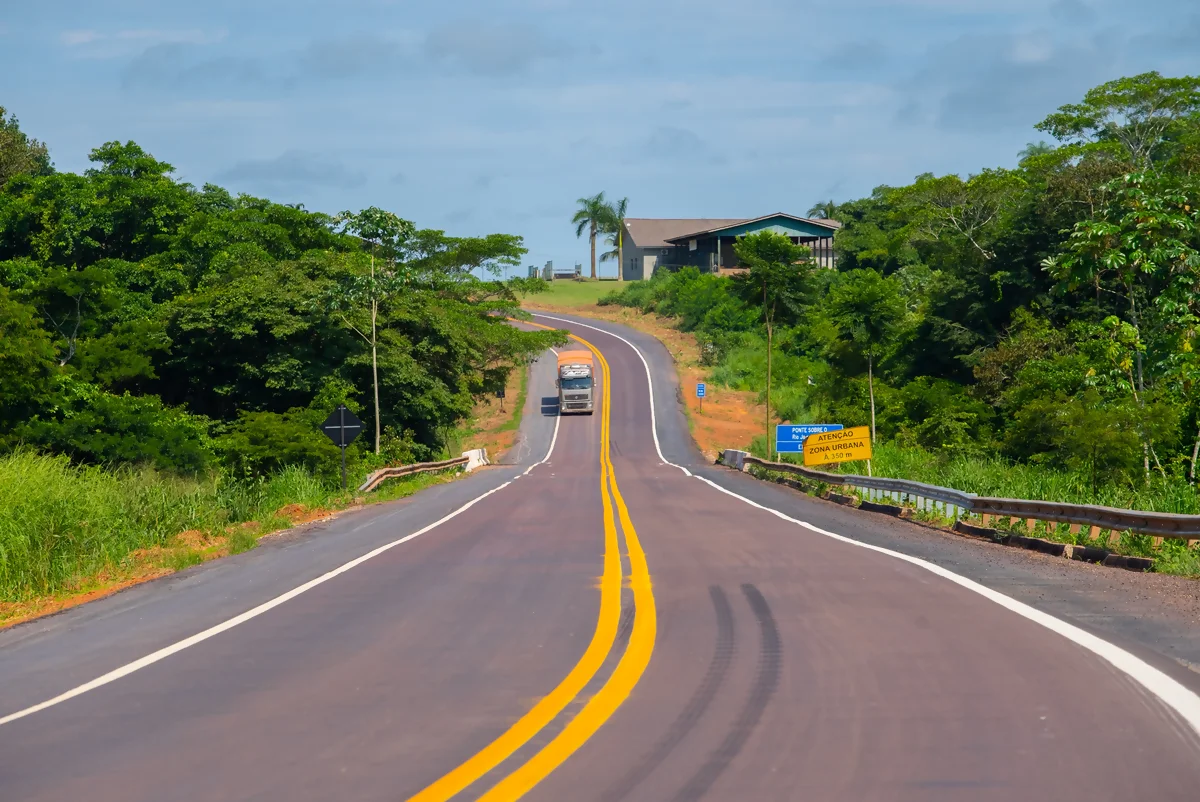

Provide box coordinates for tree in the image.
[572,192,607,280]
[1036,72,1200,169]
[1044,171,1200,480]
[826,269,908,444]
[0,287,58,434]
[599,196,629,281]
[807,200,837,220]
[730,231,813,459]
[1017,141,1055,163]
[0,106,52,188]
[891,169,1025,263]
[332,207,416,455]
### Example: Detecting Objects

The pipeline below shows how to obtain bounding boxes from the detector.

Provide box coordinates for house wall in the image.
[621,223,673,280]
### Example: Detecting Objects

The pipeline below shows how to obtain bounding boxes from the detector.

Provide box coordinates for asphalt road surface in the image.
[2,312,1199,801]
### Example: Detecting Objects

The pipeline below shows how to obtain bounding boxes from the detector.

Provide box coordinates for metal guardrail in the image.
[741,455,976,508]
[357,456,470,493]
[731,451,1200,540]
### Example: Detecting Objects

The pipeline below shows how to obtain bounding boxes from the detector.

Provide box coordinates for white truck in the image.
[556,350,595,415]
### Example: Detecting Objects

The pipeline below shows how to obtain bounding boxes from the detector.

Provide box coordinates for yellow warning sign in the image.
[803,425,872,466]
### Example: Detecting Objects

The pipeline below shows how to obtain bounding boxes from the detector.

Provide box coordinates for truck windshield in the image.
[561,377,592,390]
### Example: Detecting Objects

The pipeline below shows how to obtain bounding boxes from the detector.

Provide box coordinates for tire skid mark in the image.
[615,602,636,650]
[600,586,736,802]
[670,584,781,802]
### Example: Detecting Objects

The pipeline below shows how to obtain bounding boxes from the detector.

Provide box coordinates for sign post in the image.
[802,426,872,468]
[497,387,506,412]
[321,404,364,490]
[775,423,842,455]
[696,382,706,413]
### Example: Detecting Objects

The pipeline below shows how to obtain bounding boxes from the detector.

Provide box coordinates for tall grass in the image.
[0,451,378,601]
[861,442,1200,514]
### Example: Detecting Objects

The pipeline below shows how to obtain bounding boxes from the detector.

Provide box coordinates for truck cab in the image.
[556,350,595,415]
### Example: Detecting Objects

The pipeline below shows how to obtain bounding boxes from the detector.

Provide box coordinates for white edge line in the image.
[692,474,1200,738]
[1,443,559,726]
[1,345,570,725]
[524,397,561,476]
[532,312,691,477]
[534,311,1200,740]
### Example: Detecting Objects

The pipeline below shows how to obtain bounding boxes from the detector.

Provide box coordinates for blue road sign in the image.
[775,423,842,453]
[697,383,706,398]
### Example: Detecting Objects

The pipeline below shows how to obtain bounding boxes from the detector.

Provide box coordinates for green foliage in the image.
[0,287,57,431]
[216,409,345,481]
[0,107,52,187]
[0,118,562,482]
[604,73,1200,504]
[0,449,459,599]
[572,192,609,279]
[599,196,628,265]
[16,378,212,474]
[824,269,907,366]
[1035,71,1200,168]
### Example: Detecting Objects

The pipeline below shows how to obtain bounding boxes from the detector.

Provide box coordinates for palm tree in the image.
[1018,140,1055,162]
[807,199,837,220]
[572,192,607,280]
[598,196,629,281]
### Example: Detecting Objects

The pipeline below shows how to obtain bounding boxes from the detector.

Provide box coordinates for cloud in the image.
[219,151,367,189]
[1050,0,1097,24]
[443,208,475,224]
[1127,15,1200,56]
[122,33,413,93]
[424,21,561,75]
[1010,32,1054,64]
[61,30,101,46]
[62,28,225,58]
[297,34,410,80]
[819,40,889,72]
[121,43,279,93]
[640,126,711,160]
[894,30,1108,132]
[390,171,406,185]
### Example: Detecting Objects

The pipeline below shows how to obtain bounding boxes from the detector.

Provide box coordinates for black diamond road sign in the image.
[321,405,364,448]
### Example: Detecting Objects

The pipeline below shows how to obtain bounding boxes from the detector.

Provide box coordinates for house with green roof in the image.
[620,213,839,280]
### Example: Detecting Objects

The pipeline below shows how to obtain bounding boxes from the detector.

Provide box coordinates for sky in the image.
[3,0,1199,275]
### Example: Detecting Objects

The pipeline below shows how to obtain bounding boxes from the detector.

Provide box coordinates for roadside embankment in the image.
[0,362,532,629]
[526,283,1200,579]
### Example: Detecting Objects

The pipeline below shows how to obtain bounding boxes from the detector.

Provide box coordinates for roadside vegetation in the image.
[0,108,566,610]
[0,449,457,623]
[598,73,1200,572]
[521,278,620,309]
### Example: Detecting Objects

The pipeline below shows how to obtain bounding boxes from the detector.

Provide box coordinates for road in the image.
[2,311,1200,801]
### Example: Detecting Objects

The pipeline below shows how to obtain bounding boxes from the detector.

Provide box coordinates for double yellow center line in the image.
[406,327,656,802]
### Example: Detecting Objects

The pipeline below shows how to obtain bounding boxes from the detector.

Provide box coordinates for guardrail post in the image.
[722,450,748,471]
[463,449,489,472]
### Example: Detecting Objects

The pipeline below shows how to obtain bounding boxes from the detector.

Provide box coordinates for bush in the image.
[216,409,348,480]
[891,377,995,454]
[17,379,213,474]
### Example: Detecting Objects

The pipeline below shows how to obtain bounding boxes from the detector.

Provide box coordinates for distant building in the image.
[620,213,840,281]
